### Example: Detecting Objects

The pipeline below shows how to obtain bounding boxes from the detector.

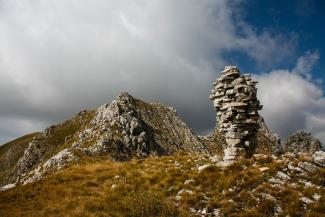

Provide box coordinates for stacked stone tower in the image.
[209,66,262,162]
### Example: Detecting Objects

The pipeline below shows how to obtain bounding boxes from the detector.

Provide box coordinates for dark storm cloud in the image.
[0,0,310,144]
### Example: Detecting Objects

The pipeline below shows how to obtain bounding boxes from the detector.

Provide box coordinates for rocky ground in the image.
[0,151,324,217]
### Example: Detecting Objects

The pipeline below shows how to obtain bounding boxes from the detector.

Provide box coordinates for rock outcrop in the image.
[284,131,323,154]
[209,66,262,162]
[0,133,37,186]
[256,117,283,155]
[312,150,325,167]
[77,92,207,159]
[20,148,78,184]
[10,110,95,184]
[4,93,207,185]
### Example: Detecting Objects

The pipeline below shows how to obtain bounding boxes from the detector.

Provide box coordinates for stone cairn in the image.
[209,66,263,162]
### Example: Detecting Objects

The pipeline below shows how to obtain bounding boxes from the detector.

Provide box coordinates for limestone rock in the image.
[259,167,270,172]
[0,183,16,191]
[13,138,47,179]
[177,189,194,195]
[312,151,325,167]
[257,117,283,155]
[20,148,78,185]
[81,92,207,159]
[198,164,212,172]
[8,110,94,185]
[42,149,76,170]
[210,155,221,163]
[277,171,291,181]
[184,179,195,185]
[2,92,207,186]
[298,162,319,173]
[284,131,323,154]
[210,66,262,160]
[223,146,245,161]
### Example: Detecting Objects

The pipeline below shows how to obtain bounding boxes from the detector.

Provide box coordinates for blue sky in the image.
[228,0,325,84]
[0,0,324,144]
[239,0,325,143]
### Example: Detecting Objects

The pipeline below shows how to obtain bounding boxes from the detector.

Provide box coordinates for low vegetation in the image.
[41,110,96,161]
[0,133,39,186]
[2,110,97,184]
[1,153,324,217]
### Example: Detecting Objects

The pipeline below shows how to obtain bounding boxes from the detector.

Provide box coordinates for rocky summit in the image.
[0,66,324,217]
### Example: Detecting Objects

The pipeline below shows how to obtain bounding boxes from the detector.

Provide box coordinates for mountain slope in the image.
[0,93,207,186]
[8,109,96,185]
[0,133,39,186]
[0,152,324,217]
[0,92,325,217]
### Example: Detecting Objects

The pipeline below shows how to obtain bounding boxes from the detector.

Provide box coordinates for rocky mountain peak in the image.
[91,92,136,124]
[284,131,323,154]
[2,92,207,185]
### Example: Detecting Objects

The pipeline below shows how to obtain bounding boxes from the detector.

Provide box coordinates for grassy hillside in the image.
[0,94,323,217]
[0,110,96,186]
[37,110,97,163]
[1,153,324,217]
[0,133,38,156]
[0,133,39,186]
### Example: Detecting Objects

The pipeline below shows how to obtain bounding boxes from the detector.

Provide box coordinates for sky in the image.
[0,0,324,145]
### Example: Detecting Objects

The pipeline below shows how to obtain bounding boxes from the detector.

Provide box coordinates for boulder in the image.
[0,183,16,191]
[198,164,212,172]
[312,151,325,167]
[298,162,319,173]
[277,171,291,181]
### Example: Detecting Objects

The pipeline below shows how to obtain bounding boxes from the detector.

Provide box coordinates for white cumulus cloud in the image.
[256,51,325,143]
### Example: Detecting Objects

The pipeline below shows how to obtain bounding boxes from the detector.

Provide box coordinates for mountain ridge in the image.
[0,91,320,187]
[0,67,324,216]
[1,93,211,186]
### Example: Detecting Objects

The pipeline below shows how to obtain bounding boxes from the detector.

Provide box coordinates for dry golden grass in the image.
[0,153,324,217]
[0,155,193,217]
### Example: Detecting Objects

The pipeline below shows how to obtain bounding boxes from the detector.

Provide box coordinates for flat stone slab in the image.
[222,102,247,109]
[259,167,270,172]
